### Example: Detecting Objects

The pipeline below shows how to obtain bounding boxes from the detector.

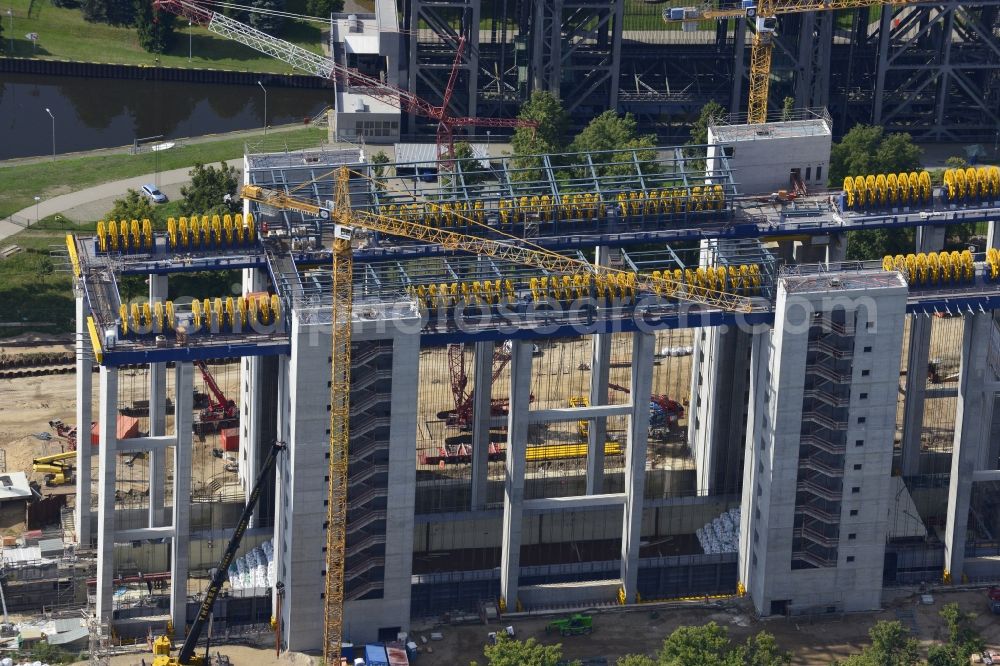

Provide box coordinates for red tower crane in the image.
[439,343,513,429]
[152,0,538,157]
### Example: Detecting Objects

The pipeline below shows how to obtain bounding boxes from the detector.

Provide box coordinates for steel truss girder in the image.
[530,0,624,115]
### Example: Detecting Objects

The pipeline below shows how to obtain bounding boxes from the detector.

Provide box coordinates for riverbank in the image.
[0,124,327,220]
[3,0,324,74]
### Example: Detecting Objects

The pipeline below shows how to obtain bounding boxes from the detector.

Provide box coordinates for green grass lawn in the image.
[0,126,327,219]
[4,0,325,73]
[0,220,76,334]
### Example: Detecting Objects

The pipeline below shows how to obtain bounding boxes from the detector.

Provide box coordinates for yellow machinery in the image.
[32,451,75,486]
[241,167,756,663]
[665,0,926,124]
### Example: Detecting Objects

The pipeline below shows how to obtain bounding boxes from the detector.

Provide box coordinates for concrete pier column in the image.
[620,332,654,603]
[75,296,94,546]
[171,362,194,633]
[587,246,612,495]
[944,313,996,581]
[901,225,946,475]
[499,341,533,611]
[149,274,168,527]
[471,341,495,510]
[95,367,118,624]
[826,233,847,263]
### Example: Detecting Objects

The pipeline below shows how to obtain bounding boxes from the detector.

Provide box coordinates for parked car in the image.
[141,184,168,203]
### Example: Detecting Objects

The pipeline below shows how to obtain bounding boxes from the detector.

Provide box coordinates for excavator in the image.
[152,439,285,665]
[32,451,75,486]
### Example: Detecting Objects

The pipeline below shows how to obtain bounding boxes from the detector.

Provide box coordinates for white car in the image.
[141,184,168,204]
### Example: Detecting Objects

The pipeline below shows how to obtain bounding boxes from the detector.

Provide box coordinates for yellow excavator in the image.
[32,451,75,486]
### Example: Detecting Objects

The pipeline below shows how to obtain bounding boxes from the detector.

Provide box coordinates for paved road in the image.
[0,164,243,245]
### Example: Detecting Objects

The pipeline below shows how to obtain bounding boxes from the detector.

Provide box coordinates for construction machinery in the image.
[193,361,237,436]
[664,0,927,124]
[242,167,754,664]
[152,440,285,666]
[609,383,685,432]
[47,420,78,450]
[545,614,593,636]
[152,0,537,158]
[439,344,524,429]
[32,451,75,486]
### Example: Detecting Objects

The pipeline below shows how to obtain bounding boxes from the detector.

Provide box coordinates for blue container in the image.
[365,644,390,666]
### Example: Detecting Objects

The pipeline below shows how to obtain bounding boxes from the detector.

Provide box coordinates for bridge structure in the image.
[64,144,1000,649]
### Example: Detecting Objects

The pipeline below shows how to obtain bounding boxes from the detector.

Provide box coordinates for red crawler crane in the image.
[193,361,238,436]
[438,343,513,429]
[152,0,537,158]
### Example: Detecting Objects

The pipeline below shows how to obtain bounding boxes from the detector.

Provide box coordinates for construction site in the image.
[0,0,998,665]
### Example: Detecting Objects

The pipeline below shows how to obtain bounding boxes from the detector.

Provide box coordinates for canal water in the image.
[0,72,334,160]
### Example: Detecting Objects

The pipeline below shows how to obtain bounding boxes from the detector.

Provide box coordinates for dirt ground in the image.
[68,645,320,666]
[416,588,1000,666]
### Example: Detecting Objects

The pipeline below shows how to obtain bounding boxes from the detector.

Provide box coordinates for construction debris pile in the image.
[697,508,741,554]
[227,539,275,591]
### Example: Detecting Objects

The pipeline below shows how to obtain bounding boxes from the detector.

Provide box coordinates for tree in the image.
[370,150,391,191]
[512,90,570,155]
[569,110,657,177]
[688,100,725,147]
[929,602,984,665]
[828,124,922,185]
[617,655,656,666]
[945,156,969,170]
[832,124,924,259]
[511,90,570,182]
[135,0,175,54]
[106,188,156,223]
[180,162,240,217]
[305,0,343,17]
[846,228,915,261]
[658,623,735,666]
[472,634,578,666]
[836,620,921,666]
[453,141,488,185]
[781,96,795,121]
[247,0,286,33]
[654,624,790,666]
[731,632,791,666]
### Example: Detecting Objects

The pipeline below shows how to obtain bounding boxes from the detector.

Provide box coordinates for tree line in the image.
[472,602,986,666]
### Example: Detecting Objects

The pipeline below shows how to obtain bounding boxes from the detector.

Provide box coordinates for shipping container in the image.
[90,415,140,445]
[221,428,240,452]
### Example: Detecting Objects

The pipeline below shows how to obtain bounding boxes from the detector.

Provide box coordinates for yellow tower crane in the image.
[665,0,926,124]
[241,168,756,664]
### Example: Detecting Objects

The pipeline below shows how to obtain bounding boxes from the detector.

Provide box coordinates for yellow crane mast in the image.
[665,0,926,123]
[241,167,756,664]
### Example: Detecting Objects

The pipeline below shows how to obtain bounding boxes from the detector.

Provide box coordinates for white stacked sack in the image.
[696,507,741,554]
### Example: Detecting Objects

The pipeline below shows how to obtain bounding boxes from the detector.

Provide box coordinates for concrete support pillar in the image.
[171,363,194,633]
[470,341,495,511]
[901,225,946,475]
[587,333,612,495]
[95,367,118,624]
[75,296,94,546]
[944,313,996,581]
[620,332,655,602]
[499,341,533,611]
[826,233,847,263]
[587,246,611,495]
[149,274,168,527]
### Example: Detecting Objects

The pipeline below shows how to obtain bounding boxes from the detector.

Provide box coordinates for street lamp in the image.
[188,20,192,61]
[44,107,55,159]
[6,9,12,55]
[257,81,268,137]
[33,196,40,225]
